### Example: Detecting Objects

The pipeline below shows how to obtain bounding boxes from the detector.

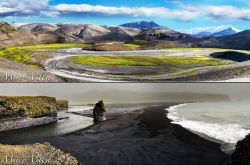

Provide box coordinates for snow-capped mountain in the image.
[178,25,241,38]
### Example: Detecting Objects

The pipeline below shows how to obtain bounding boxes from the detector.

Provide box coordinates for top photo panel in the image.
[0,0,250,83]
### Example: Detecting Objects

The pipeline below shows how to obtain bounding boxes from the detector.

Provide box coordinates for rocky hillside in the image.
[17,23,58,32]
[137,27,193,41]
[0,29,62,49]
[199,30,250,50]
[0,96,58,118]
[0,142,79,165]
[2,21,250,50]
[103,26,141,41]
[0,22,15,33]
[0,58,64,82]
[0,21,211,50]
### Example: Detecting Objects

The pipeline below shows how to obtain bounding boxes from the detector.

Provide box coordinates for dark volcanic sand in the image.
[20,104,229,165]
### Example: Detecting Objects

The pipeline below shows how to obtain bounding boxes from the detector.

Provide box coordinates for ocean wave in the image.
[165,104,250,151]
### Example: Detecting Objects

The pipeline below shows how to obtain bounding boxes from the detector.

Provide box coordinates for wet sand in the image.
[19,103,229,165]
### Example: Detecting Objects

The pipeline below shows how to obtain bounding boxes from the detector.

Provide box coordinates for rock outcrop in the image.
[56,100,69,110]
[225,133,250,165]
[0,96,59,132]
[93,101,106,123]
[0,96,58,119]
[0,142,79,165]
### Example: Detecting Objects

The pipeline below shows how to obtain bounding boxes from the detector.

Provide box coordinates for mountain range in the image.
[1,21,250,50]
[179,25,241,38]
[120,21,160,29]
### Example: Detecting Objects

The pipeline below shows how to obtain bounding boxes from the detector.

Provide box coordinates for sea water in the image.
[0,106,94,144]
[166,101,250,153]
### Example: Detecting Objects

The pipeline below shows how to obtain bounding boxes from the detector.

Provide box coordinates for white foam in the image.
[165,104,250,151]
[166,104,188,122]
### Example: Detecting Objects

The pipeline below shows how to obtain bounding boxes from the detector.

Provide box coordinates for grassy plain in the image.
[68,55,231,67]
[0,43,89,64]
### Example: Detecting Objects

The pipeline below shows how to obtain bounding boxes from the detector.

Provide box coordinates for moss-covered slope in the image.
[0,96,57,118]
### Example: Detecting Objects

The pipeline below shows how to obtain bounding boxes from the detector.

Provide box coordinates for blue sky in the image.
[1,0,250,30]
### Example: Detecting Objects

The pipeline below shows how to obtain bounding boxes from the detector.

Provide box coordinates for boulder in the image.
[56,100,69,111]
[93,100,106,123]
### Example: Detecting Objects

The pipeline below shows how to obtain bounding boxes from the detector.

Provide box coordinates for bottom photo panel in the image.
[0,83,249,165]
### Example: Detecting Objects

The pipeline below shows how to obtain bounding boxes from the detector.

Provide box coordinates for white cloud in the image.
[0,0,57,17]
[1,0,250,22]
[205,5,250,20]
[52,4,197,21]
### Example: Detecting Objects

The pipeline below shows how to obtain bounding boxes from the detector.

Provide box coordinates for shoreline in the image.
[166,103,250,154]
[0,116,58,132]
[166,103,225,144]
[16,103,229,165]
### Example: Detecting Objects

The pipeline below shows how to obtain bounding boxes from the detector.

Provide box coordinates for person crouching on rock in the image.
[93,100,106,123]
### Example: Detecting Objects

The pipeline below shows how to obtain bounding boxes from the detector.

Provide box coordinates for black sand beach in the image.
[19,103,229,165]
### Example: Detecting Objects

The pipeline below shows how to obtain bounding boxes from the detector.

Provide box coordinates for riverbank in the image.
[19,103,229,165]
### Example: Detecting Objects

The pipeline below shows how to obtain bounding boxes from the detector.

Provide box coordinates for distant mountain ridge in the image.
[179,25,241,37]
[3,20,250,51]
[120,21,160,29]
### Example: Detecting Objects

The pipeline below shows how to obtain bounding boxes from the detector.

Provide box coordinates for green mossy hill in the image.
[69,55,228,67]
[83,43,141,51]
[0,43,89,63]
[0,142,79,165]
[0,22,15,33]
[225,133,250,165]
[0,96,57,118]
[56,100,69,110]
